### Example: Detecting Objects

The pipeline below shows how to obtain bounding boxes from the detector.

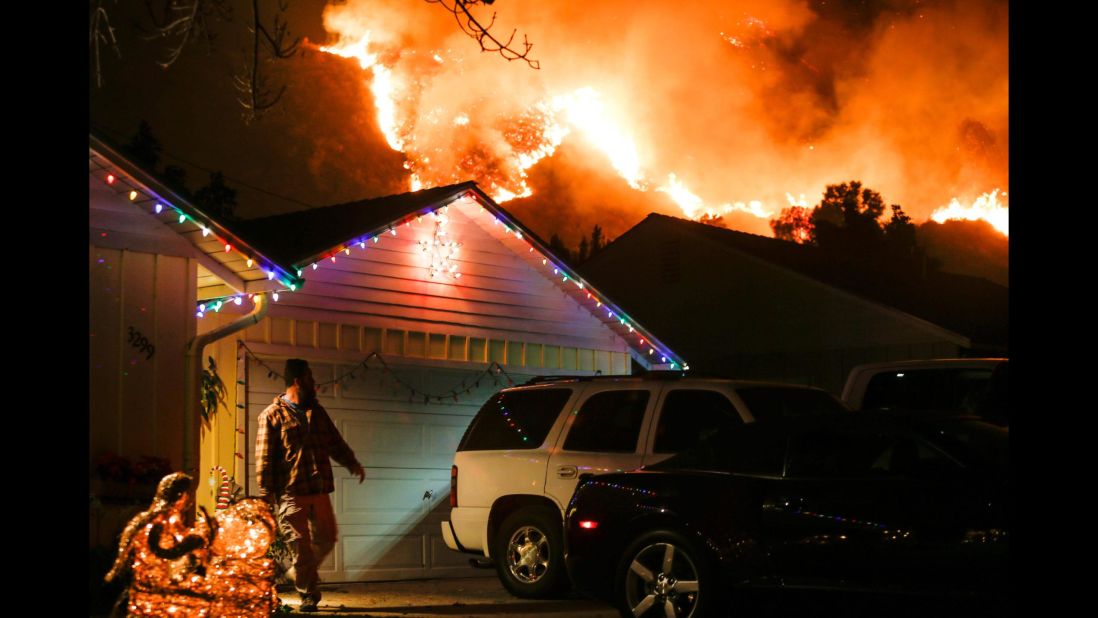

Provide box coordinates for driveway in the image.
[282,576,618,617]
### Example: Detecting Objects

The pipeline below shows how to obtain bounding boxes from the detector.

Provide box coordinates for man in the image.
[256,358,366,613]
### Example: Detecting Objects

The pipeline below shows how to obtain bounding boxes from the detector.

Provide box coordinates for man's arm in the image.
[255,411,281,498]
[316,405,365,483]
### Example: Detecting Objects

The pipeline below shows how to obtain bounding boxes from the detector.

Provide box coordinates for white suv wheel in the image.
[505,525,550,583]
[494,508,567,598]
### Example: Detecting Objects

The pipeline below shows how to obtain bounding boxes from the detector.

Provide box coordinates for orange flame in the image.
[316,32,776,221]
[930,189,1008,236]
[319,34,407,151]
[549,88,646,190]
[656,173,774,220]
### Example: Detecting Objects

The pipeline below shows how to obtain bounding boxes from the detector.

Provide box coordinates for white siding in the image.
[89,244,196,471]
[275,200,627,354]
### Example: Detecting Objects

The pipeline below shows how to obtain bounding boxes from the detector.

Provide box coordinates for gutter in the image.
[182,294,269,474]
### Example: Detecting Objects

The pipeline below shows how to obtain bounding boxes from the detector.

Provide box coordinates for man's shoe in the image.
[299,593,321,613]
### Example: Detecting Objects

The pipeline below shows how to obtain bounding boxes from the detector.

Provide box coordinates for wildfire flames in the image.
[315,0,1008,239]
[931,190,1009,236]
[319,34,763,220]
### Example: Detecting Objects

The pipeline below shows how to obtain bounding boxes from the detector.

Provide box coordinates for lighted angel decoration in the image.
[105,471,279,617]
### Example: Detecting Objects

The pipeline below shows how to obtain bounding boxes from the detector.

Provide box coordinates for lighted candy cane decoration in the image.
[210,466,232,510]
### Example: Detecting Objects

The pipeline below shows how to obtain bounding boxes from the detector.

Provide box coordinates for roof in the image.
[234,183,479,267]
[89,131,304,300]
[588,213,1008,349]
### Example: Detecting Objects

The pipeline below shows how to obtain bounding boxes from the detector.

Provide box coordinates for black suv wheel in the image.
[616,530,714,618]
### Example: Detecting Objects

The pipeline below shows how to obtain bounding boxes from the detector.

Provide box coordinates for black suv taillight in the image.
[450,465,458,508]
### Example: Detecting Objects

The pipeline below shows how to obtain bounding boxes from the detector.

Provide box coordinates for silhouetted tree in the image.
[548,233,572,262]
[578,237,589,263]
[810,181,887,254]
[770,206,812,243]
[124,120,162,171]
[590,225,605,256]
[122,120,191,196]
[698,213,728,229]
[883,203,917,258]
[193,171,238,222]
[768,180,922,274]
[161,165,191,197]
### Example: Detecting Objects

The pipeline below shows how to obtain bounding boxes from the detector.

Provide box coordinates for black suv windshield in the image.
[647,423,786,476]
[736,386,848,421]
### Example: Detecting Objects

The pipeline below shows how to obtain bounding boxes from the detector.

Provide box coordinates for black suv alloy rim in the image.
[623,542,700,618]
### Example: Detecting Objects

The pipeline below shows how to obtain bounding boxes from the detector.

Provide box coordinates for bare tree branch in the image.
[257,0,301,59]
[142,1,232,68]
[91,0,537,119]
[234,0,300,122]
[426,0,540,69]
[90,1,122,88]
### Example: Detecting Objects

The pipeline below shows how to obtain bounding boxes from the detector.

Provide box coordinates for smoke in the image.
[313,0,1007,241]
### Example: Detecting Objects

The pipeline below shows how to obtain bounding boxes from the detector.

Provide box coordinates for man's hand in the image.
[350,462,366,484]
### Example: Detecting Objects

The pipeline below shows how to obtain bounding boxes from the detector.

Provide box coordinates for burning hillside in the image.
[310,0,1007,242]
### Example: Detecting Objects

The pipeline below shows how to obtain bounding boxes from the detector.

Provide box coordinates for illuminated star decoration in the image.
[417,206,462,279]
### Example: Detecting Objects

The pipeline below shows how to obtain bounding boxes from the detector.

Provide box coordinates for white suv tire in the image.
[493,507,568,598]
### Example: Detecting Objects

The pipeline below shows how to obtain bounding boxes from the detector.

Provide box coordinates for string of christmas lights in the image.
[93,158,303,295]
[292,203,459,276]
[238,341,517,404]
[273,189,686,370]
[94,148,686,371]
[469,191,688,370]
[195,290,291,317]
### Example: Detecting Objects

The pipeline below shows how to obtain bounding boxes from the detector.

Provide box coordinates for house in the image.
[579,213,1008,395]
[88,132,684,581]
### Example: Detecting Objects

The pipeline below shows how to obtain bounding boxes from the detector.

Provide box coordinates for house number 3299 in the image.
[128,326,156,361]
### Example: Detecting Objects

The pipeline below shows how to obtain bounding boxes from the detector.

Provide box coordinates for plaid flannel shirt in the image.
[255,396,360,498]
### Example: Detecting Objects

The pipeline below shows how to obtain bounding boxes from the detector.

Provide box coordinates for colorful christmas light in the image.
[96,164,685,369]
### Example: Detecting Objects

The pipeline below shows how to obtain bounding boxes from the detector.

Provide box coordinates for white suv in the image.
[440,374,847,597]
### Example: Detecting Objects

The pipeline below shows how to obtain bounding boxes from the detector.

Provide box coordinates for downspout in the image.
[182,294,268,474]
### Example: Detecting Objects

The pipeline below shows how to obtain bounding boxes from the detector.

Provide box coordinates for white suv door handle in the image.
[557,465,578,479]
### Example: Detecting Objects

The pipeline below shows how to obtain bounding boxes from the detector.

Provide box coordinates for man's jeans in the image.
[281,493,338,597]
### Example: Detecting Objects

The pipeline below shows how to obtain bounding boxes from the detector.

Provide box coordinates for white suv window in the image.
[458,388,573,451]
[562,390,650,452]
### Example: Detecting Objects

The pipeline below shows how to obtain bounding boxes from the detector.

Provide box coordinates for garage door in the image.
[246,355,535,582]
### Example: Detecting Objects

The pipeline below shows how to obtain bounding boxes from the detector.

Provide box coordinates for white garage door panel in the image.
[246,355,515,581]
[343,422,424,463]
[430,424,469,458]
[338,475,447,522]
